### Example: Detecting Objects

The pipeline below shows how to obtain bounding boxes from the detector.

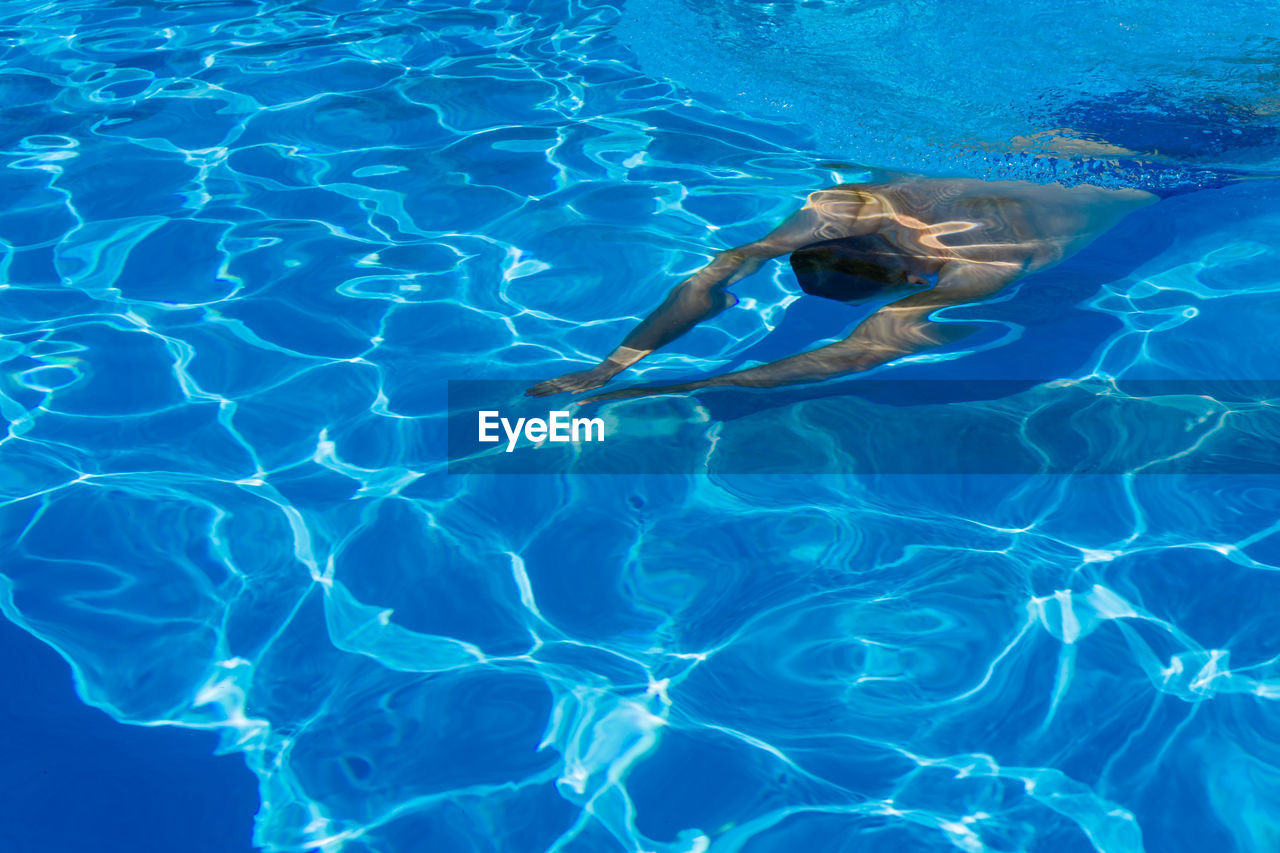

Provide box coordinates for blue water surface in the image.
[0,613,260,852]
[2,1,1279,852]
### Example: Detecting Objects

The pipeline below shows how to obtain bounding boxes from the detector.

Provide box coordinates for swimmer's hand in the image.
[525,364,620,397]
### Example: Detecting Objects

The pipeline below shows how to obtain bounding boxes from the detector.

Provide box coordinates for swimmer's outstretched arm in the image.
[580,262,1016,402]
[525,188,877,397]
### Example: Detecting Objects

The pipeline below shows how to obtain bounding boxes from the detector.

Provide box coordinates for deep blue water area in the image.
[0,612,259,853]
[2,1,1279,852]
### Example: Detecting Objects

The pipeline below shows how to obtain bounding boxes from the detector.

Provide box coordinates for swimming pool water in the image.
[619,0,1280,182]
[1,1,1279,851]
[0,613,260,852]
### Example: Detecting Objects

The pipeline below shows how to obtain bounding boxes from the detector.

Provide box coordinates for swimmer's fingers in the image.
[525,378,571,397]
[525,368,613,397]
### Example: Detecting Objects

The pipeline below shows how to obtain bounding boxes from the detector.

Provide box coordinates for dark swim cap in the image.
[789,235,924,303]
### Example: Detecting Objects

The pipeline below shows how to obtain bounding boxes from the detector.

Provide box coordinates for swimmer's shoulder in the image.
[825,181,891,198]
[816,177,1155,220]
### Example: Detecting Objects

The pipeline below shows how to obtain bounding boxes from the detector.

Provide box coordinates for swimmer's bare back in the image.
[524,178,1156,402]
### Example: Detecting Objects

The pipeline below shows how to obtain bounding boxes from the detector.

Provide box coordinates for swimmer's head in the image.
[790,239,928,303]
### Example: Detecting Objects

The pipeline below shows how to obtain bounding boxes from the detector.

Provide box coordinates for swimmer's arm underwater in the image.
[522,250,762,397]
[525,188,877,397]
[579,262,1016,402]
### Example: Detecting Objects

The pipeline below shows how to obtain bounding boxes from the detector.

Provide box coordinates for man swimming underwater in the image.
[525,177,1158,402]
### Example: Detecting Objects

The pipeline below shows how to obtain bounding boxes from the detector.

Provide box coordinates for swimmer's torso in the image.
[821,178,1157,276]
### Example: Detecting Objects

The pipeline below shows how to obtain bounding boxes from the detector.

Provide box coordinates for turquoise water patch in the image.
[618,0,1280,181]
